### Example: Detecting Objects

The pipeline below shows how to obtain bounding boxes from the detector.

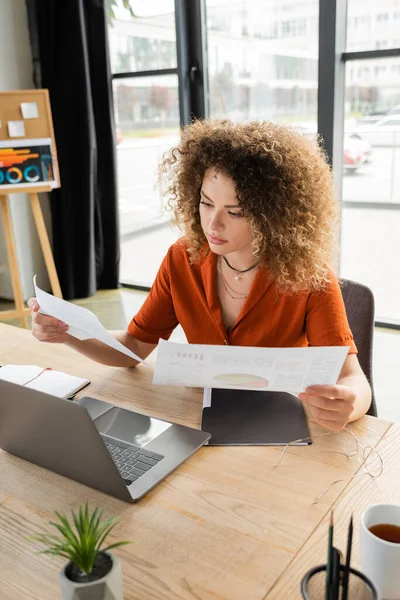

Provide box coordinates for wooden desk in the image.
[0,323,397,600]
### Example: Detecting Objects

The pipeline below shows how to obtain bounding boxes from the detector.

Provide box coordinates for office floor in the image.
[1,287,399,422]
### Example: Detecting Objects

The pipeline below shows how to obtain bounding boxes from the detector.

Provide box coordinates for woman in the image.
[28,119,371,430]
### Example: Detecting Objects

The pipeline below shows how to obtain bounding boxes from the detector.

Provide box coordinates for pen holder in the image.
[301,564,378,600]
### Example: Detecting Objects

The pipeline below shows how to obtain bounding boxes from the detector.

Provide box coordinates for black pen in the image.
[331,547,341,600]
[342,515,353,600]
[325,511,334,600]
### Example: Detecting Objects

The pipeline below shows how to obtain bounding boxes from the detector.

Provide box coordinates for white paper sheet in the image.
[20,102,39,119]
[153,340,349,395]
[202,387,212,408]
[8,120,25,137]
[34,276,147,365]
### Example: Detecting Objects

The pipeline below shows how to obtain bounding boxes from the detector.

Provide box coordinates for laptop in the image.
[0,380,210,502]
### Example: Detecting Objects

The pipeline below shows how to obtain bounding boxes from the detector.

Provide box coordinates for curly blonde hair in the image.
[159,119,339,293]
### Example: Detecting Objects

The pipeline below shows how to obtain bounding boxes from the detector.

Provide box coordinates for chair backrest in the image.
[340,278,377,417]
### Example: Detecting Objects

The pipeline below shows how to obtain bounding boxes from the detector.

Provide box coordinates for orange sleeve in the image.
[306,274,357,354]
[127,248,179,344]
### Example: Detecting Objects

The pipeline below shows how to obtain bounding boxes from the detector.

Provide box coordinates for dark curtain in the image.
[26,0,120,299]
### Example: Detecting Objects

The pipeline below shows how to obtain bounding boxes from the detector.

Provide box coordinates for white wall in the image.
[0,0,51,301]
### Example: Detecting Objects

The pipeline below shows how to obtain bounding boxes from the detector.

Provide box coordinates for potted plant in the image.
[30,500,131,600]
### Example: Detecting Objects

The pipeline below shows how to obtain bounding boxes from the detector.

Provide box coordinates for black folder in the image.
[202,389,311,446]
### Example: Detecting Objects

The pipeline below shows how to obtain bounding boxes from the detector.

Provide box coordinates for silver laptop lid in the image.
[0,380,136,502]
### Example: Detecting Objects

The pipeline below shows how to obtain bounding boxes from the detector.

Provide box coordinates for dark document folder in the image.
[202,389,311,446]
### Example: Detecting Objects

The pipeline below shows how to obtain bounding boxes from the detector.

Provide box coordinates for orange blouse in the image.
[128,239,357,354]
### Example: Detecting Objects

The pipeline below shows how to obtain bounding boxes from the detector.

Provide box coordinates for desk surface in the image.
[0,322,399,600]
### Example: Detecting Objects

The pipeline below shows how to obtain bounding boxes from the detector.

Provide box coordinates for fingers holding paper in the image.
[27,297,70,344]
[298,384,356,431]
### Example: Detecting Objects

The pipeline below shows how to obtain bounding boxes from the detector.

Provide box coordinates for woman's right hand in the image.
[27,297,70,344]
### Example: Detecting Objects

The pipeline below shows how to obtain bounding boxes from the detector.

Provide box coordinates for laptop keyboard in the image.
[102,437,164,485]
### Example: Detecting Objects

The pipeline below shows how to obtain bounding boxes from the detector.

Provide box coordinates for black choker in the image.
[222,256,260,280]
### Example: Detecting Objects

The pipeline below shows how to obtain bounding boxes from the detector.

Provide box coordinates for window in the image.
[206,0,318,128]
[341,53,400,322]
[347,2,393,51]
[341,208,400,322]
[108,1,181,287]
[378,118,400,126]
[282,20,292,36]
[297,18,307,36]
[377,13,389,23]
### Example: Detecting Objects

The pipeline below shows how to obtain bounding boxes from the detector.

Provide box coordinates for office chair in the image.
[340,278,377,417]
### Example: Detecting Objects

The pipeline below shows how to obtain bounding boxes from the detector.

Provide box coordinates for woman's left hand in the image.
[298,384,356,431]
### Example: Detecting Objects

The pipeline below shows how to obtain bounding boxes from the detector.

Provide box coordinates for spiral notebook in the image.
[0,364,90,399]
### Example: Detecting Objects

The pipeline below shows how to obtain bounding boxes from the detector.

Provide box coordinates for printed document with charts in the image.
[153,340,350,400]
[0,365,90,399]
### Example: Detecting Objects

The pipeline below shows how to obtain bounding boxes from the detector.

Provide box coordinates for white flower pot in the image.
[59,552,123,600]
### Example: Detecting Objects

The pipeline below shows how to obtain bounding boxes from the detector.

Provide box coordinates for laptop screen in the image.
[93,407,171,447]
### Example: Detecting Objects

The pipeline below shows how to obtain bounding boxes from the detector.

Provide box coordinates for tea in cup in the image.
[360,504,400,599]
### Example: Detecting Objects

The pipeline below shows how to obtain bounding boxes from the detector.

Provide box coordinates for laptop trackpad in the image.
[92,406,171,447]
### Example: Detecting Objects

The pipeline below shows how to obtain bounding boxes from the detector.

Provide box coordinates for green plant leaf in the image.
[40,549,72,560]
[89,505,103,533]
[84,501,90,531]
[95,521,119,552]
[78,503,86,536]
[42,524,77,548]
[102,540,132,553]
[53,513,80,547]
[29,533,61,544]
